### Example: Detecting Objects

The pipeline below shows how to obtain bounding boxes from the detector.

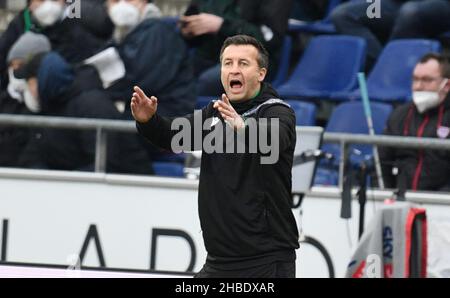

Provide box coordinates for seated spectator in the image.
[0,0,112,90]
[379,53,450,191]
[291,0,329,22]
[330,0,410,71]
[179,0,293,96]
[390,0,450,40]
[105,0,196,118]
[0,32,51,167]
[38,0,113,64]
[14,51,153,175]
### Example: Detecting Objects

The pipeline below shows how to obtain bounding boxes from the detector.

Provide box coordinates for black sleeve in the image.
[73,89,154,174]
[256,104,296,153]
[136,103,295,156]
[137,105,211,152]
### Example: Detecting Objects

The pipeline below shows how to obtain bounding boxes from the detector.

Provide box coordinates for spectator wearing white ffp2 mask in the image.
[30,0,65,27]
[380,53,450,191]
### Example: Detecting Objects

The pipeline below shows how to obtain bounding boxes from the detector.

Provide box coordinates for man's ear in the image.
[444,78,450,92]
[258,67,267,82]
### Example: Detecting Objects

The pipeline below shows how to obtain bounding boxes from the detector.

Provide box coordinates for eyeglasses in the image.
[412,76,443,85]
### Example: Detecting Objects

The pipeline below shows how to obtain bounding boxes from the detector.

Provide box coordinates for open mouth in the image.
[229,79,244,92]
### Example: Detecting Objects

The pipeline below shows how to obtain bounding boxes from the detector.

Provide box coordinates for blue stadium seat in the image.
[322,101,392,166]
[313,167,339,186]
[285,100,317,126]
[153,162,185,178]
[277,35,366,100]
[288,0,343,34]
[332,39,442,102]
[271,36,293,88]
[314,102,392,185]
[153,152,186,163]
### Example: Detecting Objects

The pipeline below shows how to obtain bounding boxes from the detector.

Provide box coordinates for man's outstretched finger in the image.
[222,93,231,105]
[134,86,148,100]
[217,100,231,111]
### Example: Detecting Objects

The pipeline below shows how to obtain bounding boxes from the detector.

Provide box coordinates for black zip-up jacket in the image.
[137,83,299,269]
[379,94,450,191]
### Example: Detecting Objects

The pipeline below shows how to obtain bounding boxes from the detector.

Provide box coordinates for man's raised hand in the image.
[213,93,245,130]
[131,86,158,123]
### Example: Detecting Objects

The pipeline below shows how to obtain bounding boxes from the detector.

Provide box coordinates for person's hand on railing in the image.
[130,86,158,123]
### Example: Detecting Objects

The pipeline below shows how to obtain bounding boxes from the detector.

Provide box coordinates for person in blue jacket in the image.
[105,0,197,118]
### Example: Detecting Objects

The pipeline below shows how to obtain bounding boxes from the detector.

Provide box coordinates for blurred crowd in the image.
[0,0,449,191]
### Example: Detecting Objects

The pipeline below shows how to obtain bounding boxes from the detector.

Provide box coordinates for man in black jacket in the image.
[131,35,299,278]
[380,53,450,191]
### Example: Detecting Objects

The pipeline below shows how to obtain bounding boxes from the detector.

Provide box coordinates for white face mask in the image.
[7,68,27,102]
[109,1,141,28]
[33,0,64,27]
[24,87,41,113]
[413,78,449,113]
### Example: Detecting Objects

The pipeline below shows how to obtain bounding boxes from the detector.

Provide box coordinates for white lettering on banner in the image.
[0,220,197,272]
[1,219,8,262]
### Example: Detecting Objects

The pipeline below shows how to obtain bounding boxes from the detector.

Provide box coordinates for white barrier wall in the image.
[1,168,450,277]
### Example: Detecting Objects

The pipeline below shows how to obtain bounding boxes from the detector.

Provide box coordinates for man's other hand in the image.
[180,13,224,37]
[214,93,245,130]
[131,86,158,123]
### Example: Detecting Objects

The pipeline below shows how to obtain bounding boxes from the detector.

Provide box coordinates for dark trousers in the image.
[330,0,406,70]
[194,261,296,278]
[390,0,450,39]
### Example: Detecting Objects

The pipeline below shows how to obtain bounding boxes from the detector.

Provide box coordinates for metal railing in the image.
[0,114,135,172]
[324,132,450,189]
[2,114,450,184]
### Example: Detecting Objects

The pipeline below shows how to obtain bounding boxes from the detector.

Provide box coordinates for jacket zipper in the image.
[411,114,430,190]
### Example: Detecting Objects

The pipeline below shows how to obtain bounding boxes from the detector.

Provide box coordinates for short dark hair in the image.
[418,53,450,78]
[220,35,269,70]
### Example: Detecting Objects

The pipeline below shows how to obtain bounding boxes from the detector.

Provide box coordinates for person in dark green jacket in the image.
[0,0,112,90]
[180,0,293,96]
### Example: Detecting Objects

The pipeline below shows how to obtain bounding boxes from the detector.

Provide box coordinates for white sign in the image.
[1,169,450,277]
